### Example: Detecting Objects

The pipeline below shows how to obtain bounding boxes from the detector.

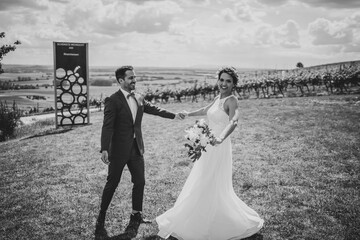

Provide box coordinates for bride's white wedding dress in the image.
[156,95,264,240]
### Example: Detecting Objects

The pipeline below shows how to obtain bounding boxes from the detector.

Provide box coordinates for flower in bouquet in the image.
[184,119,215,162]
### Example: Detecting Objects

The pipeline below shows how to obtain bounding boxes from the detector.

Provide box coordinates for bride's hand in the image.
[181,110,189,118]
[211,137,223,146]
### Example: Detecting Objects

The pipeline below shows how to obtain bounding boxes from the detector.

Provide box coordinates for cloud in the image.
[220,2,259,22]
[345,12,360,28]
[49,0,69,3]
[276,20,301,48]
[62,0,182,35]
[35,28,69,40]
[255,25,273,46]
[308,12,360,54]
[343,43,360,53]
[103,0,210,5]
[220,8,237,22]
[255,0,289,7]
[300,0,360,9]
[0,12,16,30]
[343,13,360,52]
[1,0,360,68]
[256,0,360,8]
[308,18,353,45]
[0,10,42,43]
[0,0,48,11]
[216,37,240,47]
[116,0,171,3]
[177,0,211,6]
[255,20,300,48]
[169,19,199,35]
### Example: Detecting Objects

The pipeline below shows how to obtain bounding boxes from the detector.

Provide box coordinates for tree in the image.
[296,62,304,68]
[0,32,21,74]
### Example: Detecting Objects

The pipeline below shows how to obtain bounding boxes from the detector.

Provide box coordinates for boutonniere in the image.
[134,92,144,106]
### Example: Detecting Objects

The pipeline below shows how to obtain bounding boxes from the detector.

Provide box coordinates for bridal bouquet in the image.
[184,119,215,162]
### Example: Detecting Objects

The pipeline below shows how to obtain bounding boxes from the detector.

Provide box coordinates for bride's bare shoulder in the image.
[225,95,238,105]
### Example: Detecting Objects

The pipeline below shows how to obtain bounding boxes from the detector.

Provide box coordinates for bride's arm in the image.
[184,98,217,117]
[213,97,239,145]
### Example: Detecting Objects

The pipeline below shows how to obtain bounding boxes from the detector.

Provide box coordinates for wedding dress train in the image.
[156,95,264,240]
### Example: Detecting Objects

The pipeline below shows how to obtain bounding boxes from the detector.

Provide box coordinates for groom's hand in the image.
[175,112,186,120]
[181,110,189,117]
[101,150,109,165]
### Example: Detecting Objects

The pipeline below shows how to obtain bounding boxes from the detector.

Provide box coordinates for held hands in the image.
[101,150,110,165]
[175,110,190,120]
[181,110,189,117]
[178,110,189,119]
[175,112,186,120]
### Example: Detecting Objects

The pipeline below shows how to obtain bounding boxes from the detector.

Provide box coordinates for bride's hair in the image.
[216,66,239,86]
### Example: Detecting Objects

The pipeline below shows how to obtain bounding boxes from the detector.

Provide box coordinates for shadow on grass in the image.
[140,235,162,240]
[21,128,73,140]
[243,233,264,240]
[95,219,141,240]
[139,232,264,240]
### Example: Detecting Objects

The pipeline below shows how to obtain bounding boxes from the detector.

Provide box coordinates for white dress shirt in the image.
[119,87,137,123]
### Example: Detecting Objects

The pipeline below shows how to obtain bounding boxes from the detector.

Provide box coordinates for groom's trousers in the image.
[100,139,145,213]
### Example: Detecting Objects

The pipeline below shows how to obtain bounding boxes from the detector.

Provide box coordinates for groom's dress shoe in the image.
[168,236,179,240]
[130,212,152,224]
[95,224,108,236]
[95,227,108,237]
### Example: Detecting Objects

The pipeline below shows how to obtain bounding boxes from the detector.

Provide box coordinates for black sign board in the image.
[53,42,89,128]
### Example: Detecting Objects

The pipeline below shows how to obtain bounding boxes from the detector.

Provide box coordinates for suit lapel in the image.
[116,90,134,122]
[134,96,142,124]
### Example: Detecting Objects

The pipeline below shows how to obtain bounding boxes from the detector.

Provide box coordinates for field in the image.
[0,65,218,113]
[1,62,360,115]
[1,94,359,239]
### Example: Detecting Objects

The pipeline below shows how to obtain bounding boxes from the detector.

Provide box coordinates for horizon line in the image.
[3,58,360,71]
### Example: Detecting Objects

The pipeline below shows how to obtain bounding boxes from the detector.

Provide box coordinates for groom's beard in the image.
[130,83,136,90]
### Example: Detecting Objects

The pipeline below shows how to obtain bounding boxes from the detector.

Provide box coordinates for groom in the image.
[96,65,184,235]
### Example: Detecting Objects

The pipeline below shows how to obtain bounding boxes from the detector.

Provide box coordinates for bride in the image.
[156,67,264,240]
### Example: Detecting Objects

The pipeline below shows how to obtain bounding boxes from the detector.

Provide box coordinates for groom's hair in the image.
[115,65,134,83]
[217,66,239,86]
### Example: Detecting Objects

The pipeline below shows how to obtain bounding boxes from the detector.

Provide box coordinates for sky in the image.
[0,0,360,69]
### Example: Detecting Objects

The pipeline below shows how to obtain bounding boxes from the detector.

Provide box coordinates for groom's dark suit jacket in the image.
[101,89,175,161]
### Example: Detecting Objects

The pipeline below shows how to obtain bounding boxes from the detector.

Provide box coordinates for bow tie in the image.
[127,92,135,99]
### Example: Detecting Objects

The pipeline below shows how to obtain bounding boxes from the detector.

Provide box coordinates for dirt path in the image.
[19,108,101,125]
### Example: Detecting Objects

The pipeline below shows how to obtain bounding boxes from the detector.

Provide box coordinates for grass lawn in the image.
[1,94,359,240]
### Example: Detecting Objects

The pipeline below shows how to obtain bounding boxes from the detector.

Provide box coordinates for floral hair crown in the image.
[215,66,239,85]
